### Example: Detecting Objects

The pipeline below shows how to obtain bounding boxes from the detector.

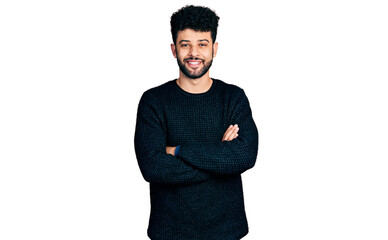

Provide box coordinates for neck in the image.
[177,72,213,94]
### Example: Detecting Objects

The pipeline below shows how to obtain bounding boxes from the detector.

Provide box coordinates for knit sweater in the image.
[134,79,259,240]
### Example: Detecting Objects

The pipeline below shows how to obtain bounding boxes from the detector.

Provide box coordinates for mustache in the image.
[184,57,204,61]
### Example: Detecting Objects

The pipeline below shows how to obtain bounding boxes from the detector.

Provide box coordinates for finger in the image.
[223,124,239,141]
[223,124,238,141]
[227,126,239,141]
[222,125,234,141]
[223,125,236,141]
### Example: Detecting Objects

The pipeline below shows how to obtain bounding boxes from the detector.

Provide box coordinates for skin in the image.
[171,29,218,93]
[166,29,239,156]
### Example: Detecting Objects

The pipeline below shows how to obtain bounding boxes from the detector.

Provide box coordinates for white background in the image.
[1,0,387,239]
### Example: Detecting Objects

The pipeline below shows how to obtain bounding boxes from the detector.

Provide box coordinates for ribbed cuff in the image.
[175,145,181,157]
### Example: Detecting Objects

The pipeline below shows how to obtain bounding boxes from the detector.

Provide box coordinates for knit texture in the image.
[134,79,259,240]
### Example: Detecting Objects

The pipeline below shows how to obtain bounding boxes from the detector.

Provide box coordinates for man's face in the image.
[171,29,218,79]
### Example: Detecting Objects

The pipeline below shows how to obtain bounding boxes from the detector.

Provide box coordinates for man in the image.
[134,5,258,240]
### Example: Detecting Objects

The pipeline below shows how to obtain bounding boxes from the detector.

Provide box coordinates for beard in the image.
[177,56,213,79]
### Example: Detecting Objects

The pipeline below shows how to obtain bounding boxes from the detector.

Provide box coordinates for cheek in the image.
[177,49,188,58]
[203,50,213,59]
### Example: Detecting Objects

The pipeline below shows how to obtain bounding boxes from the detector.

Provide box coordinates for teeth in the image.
[188,61,200,65]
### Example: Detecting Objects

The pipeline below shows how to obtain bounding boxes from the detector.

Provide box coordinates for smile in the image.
[186,60,202,68]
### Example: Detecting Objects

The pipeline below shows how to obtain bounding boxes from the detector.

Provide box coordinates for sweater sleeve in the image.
[177,88,259,175]
[134,91,212,185]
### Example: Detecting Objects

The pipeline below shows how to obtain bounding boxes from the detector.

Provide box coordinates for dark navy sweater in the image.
[134,79,259,240]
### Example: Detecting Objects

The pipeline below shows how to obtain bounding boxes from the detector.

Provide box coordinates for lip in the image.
[186,60,202,69]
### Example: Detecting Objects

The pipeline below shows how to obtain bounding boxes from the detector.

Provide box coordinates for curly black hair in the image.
[170,5,220,44]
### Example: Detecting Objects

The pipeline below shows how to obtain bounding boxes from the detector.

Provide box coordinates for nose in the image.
[189,45,199,57]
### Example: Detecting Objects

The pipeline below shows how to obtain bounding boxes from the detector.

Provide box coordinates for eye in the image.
[199,43,207,47]
[181,44,189,47]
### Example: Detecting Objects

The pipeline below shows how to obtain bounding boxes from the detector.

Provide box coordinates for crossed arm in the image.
[166,124,240,155]
[135,88,258,185]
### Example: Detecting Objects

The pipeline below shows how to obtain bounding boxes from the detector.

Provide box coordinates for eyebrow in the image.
[179,39,210,44]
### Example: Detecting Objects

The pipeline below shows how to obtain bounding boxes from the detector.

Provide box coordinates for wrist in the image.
[175,145,181,157]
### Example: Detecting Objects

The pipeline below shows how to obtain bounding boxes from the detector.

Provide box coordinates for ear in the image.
[212,42,219,58]
[171,43,177,58]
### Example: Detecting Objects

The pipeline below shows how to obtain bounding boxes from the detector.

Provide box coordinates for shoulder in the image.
[213,79,246,97]
[140,80,175,102]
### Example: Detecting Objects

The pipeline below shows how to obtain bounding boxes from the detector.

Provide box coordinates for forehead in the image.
[176,29,212,42]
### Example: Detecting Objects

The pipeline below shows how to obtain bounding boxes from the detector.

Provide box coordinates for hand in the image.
[222,124,239,142]
[166,146,177,156]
